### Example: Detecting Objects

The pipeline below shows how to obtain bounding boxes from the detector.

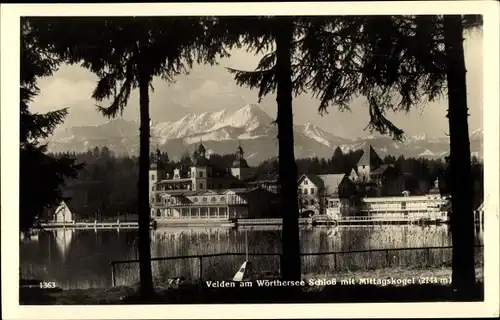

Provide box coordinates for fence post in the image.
[426,248,431,266]
[279,254,283,278]
[111,263,116,287]
[385,249,390,268]
[199,256,203,282]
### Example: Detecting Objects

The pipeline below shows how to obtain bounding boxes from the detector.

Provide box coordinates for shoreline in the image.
[35,216,454,230]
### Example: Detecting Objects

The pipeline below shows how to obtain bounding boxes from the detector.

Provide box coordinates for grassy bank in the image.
[20,265,483,305]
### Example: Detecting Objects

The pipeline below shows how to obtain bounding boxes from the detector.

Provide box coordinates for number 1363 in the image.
[39,281,56,289]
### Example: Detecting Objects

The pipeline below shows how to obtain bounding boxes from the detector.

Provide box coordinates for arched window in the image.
[202,197,207,202]
[220,196,225,202]
[193,197,198,202]
[211,197,216,202]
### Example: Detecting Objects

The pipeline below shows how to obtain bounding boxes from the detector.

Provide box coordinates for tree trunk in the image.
[275,18,301,280]
[443,15,476,297]
[137,58,155,299]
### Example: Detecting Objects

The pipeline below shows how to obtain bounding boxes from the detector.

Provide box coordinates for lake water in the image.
[20,225,484,289]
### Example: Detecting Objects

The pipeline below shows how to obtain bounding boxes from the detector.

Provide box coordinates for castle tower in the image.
[356,144,382,181]
[231,143,251,180]
[191,142,211,191]
[149,148,165,201]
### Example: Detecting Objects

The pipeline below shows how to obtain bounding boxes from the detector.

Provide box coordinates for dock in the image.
[236,218,312,226]
[233,215,448,227]
[154,218,235,228]
[38,221,153,229]
[314,215,448,225]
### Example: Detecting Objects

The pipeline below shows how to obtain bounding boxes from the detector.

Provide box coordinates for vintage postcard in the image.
[1,1,499,319]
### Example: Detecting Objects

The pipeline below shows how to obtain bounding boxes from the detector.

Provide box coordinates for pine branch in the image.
[20,108,69,145]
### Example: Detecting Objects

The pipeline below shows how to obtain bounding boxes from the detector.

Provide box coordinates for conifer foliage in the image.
[20,20,83,233]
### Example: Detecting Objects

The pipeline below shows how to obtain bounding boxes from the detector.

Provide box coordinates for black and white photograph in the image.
[2,1,499,319]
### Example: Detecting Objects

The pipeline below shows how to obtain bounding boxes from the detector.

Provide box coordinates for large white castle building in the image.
[149,143,277,221]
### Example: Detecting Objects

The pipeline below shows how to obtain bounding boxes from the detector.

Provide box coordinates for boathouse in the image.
[53,201,75,223]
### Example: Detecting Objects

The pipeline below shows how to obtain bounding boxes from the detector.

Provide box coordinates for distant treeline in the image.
[49,146,484,220]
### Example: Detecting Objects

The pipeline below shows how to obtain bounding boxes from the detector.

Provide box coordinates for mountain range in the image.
[47,104,483,165]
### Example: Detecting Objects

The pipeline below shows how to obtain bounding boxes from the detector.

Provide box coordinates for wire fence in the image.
[109,245,484,287]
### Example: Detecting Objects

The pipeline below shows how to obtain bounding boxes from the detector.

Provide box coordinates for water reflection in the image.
[54,229,74,260]
[19,225,483,289]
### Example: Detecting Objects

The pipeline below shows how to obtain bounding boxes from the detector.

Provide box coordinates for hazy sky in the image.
[32,29,483,139]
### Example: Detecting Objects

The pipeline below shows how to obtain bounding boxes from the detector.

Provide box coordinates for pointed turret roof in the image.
[193,142,210,167]
[232,143,248,168]
[237,143,244,155]
[356,144,383,167]
[198,142,206,154]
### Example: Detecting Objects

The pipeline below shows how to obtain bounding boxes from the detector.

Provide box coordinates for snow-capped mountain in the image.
[418,149,437,157]
[151,104,275,144]
[298,123,351,147]
[470,128,483,141]
[47,104,483,164]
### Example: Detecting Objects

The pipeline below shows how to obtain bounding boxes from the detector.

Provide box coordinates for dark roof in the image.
[193,156,211,167]
[198,143,206,154]
[249,172,279,183]
[237,144,244,154]
[371,164,389,175]
[318,174,348,191]
[371,164,399,176]
[357,145,383,167]
[232,158,249,168]
[299,174,325,189]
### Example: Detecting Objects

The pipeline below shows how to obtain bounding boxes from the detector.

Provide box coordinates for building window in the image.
[401,202,406,210]
[310,188,315,195]
[211,197,216,202]
[200,172,204,178]
[304,180,308,185]
[151,174,155,180]
[220,196,225,202]
[304,189,308,195]
[311,199,315,205]
[200,183,204,189]
[193,198,198,202]
[202,197,207,202]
